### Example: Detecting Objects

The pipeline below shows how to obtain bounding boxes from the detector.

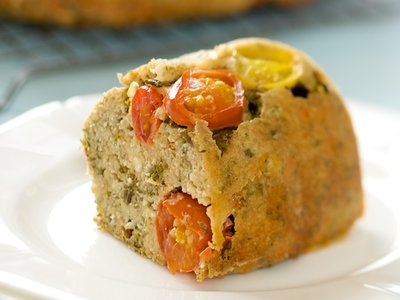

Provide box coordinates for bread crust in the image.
[82,38,363,281]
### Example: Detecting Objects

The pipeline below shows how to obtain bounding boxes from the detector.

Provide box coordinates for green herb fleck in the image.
[113,130,120,143]
[124,188,133,204]
[244,148,254,158]
[148,163,166,182]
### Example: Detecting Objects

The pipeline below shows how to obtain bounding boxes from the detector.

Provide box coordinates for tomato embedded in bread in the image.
[131,85,163,144]
[164,69,245,130]
[156,192,212,273]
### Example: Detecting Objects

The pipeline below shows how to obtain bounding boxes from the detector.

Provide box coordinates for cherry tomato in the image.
[155,192,211,273]
[232,45,302,90]
[164,69,245,130]
[131,85,163,144]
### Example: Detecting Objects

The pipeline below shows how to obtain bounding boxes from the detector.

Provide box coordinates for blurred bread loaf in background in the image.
[0,0,313,27]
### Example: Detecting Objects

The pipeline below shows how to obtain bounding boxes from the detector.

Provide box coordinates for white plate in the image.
[1,95,400,300]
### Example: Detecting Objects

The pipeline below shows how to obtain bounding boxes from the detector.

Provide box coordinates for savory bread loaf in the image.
[81,38,363,281]
[0,0,312,27]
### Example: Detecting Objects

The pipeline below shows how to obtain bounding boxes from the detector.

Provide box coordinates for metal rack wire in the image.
[0,0,399,111]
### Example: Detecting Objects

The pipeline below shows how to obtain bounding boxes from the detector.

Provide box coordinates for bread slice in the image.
[81,38,363,281]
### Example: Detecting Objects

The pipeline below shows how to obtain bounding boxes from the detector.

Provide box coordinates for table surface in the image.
[0,0,399,124]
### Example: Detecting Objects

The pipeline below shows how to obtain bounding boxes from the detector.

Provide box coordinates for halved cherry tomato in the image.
[131,85,163,144]
[155,192,212,273]
[232,46,302,90]
[164,69,245,130]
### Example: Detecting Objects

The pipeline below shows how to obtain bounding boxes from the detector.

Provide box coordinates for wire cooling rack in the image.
[0,0,399,111]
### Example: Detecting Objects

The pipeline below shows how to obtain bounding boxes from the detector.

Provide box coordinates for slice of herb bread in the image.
[81,38,363,281]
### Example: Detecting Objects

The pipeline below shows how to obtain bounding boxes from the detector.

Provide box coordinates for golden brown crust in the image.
[82,38,363,281]
[196,87,363,280]
[0,0,312,27]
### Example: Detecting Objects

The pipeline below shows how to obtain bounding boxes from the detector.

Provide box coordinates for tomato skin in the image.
[131,86,163,144]
[164,69,245,130]
[155,192,212,273]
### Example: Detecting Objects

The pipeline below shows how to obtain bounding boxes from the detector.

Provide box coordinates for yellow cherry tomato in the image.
[231,45,303,90]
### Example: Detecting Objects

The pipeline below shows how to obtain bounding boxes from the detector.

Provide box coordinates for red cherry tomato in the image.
[131,85,163,144]
[164,69,245,130]
[155,192,212,273]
